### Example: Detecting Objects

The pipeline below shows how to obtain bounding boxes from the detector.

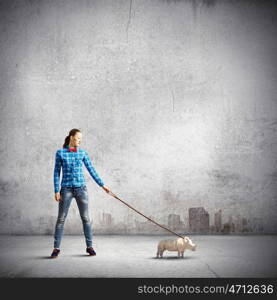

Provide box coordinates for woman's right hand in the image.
[55,192,61,202]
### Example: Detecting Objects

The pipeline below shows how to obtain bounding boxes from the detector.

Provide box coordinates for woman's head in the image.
[63,129,82,148]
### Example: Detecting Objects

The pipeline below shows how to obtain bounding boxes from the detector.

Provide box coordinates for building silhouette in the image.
[101,212,112,227]
[228,215,235,232]
[168,214,181,229]
[235,215,243,232]
[214,209,222,232]
[222,223,231,233]
[96,208,268,235]
[189,207,209,233]
[242,217,249,232]
[167,214,187,234]
[249,217,264,233]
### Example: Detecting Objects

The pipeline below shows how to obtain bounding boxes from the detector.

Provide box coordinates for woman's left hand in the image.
[102,185,111,194]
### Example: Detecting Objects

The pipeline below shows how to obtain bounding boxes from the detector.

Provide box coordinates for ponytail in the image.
[63,135,70,148]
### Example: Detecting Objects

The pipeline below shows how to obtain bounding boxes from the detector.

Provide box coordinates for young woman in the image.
[51,128,111,258]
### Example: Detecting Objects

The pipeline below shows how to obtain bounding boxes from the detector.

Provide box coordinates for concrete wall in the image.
[0,0,276,235]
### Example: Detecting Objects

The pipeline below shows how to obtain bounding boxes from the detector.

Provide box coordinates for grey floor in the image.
[0,235,276,278]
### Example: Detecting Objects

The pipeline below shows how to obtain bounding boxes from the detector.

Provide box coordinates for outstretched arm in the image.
[83,151,110,193]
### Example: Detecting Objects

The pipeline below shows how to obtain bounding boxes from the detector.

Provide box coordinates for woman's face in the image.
[70,132,82,147]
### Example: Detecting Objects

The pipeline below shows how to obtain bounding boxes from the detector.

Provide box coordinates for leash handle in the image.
[107,190,185,239]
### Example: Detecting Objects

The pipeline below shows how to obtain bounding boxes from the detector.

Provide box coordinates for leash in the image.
[107,190,185,239]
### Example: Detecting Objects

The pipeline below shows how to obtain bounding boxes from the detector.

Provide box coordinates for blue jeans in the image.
[54,186,93,248]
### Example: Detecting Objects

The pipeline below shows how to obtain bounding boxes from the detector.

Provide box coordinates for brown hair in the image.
[63,128,81,148]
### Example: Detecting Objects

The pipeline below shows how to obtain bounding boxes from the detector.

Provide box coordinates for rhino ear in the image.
[184,237,188,243]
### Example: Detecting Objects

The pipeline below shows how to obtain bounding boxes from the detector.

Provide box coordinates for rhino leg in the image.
[156,246,164,258]
[156,249,161,258]
[156,247,160,258]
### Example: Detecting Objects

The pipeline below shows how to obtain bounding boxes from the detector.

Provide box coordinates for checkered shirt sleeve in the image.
[53,150,62,193]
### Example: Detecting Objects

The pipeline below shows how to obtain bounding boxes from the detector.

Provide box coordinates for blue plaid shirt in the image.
[53,145,104,193]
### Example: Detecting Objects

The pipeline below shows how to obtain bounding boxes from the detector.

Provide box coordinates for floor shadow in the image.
[31,254,97,259]
[32,254,93,259]
[70,254,92,257]
[149,256,197,260]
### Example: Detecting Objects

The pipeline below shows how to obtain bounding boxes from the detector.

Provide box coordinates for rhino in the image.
[156,236,197,258]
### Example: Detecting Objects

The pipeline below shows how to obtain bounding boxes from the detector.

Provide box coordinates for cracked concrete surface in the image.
[0,235,276,278]
[126,0,133,42]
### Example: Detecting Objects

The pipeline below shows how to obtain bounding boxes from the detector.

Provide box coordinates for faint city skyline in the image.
[95,206,267,234]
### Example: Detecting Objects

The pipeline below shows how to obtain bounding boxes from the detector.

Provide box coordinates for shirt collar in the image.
[66,145,79,152]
